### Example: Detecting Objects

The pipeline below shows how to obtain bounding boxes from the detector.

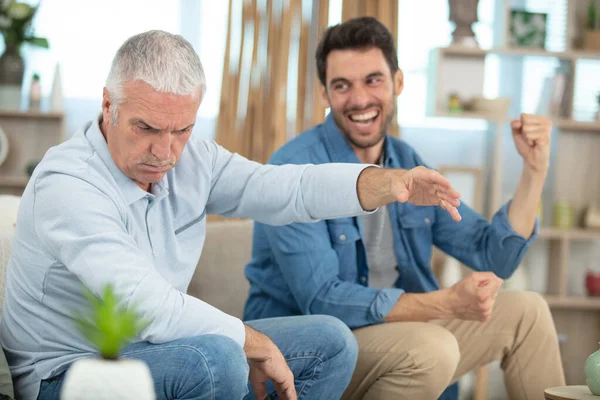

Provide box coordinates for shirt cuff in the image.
[369,287,405,323]
[493,200,539,247]
[301,163,377,220]
[227,317,246,348]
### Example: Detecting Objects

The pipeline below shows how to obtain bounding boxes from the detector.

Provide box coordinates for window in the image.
[7,1,234,137]
[397,0,496,130]
[27,0,182,100]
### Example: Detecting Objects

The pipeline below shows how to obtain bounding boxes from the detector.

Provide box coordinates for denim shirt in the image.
[244,114,538,399]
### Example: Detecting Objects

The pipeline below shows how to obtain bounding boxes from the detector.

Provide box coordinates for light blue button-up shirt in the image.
[0,116,371,399]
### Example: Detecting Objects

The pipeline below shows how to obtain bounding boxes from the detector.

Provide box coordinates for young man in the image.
[244,17,565,400]
[0,30,462,400]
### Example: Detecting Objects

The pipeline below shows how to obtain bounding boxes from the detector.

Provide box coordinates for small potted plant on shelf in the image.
[60,285,155,400]
[584,0,600,51]
[0,1,49,109]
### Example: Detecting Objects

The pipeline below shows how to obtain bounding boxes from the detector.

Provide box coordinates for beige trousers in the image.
[342,291,565,400]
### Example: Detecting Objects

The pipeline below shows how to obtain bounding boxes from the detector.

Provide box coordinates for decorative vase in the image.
[448,0,480,47]
[50,64,64,112]
[585,343,600,395]
[0,43,25,110]
[553,201,575,229]
[60,358,156,400]
[586,270,600,297]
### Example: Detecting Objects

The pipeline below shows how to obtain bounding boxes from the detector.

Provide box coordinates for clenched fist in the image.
[447,272,504,322]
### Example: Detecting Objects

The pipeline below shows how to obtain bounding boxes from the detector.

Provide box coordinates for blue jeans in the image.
[38,315,358,400]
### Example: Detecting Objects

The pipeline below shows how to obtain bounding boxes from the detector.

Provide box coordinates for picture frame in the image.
[509,10,548,49]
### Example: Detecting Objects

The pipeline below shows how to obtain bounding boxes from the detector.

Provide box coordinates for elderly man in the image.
[0,30,461,400]
[244,17,565,400]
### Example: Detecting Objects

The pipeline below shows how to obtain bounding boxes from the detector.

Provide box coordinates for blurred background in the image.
[0,0,600,399]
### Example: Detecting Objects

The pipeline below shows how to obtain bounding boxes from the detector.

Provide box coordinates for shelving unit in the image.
[426,0,600,392]
[0,109,65,196]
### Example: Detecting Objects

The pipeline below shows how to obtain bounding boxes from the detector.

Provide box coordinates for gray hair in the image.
[105,30,206,125]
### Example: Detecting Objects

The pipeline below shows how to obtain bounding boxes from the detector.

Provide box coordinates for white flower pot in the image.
[60,358,155,400]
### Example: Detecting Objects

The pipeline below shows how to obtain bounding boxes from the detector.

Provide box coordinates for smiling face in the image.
[321,47,403,150]
[100,81,201,191]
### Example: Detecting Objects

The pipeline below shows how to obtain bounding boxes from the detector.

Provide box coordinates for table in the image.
[544,385,600,400]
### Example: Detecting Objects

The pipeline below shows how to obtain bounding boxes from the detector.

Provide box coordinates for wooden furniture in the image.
[544,385,600,400]
[426,0,600,395]
[0,110,65,196]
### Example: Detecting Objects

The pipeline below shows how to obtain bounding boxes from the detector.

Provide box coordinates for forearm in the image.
[243,324,274,360]
[383,289,453,322]
[356,167,403,211]
[508,166,546,238]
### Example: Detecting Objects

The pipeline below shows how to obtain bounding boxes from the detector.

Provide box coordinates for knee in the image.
[310,315,359,366]
[394,324,460,398]
[412,326,460,381]
[182,335,249,397]
[506,291,553,327]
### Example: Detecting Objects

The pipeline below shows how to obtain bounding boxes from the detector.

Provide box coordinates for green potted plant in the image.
[584,0,600,51]
[0,1,48,108]
[60,285,155,400]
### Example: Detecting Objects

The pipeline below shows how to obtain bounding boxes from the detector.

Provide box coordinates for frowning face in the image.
[101,81,201,191]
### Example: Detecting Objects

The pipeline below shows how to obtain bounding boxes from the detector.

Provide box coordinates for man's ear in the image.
[319,84,331,108]
[394,68,404,97]
[102,88,112,123]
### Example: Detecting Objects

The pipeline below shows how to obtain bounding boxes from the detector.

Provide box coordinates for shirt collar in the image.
[85,115,169,205]
[322,112,401,168]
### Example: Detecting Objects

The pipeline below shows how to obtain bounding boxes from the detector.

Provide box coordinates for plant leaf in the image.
[24,36,48,48]
[74,284,147,359]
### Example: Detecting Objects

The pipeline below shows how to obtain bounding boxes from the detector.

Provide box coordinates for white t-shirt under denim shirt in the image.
[0,116,372,400]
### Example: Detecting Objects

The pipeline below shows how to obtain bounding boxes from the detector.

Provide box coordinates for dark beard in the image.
[332,100,396,149]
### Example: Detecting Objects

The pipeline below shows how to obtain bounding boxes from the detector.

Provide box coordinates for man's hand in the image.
[357,166,462,221]
[511,113,551,175]
[244,325,297,400]
[447,272,504,322]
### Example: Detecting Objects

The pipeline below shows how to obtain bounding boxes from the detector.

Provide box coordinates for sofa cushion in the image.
[188,219,253,319]
[0,230,16,399]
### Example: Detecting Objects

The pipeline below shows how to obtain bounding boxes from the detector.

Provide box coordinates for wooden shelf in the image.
[545,295,600,310]
[433,109,507,121]
[555,119,600,133]
[0,109,64,120]
[0,176,29,188]
[539,228,600,240]
[440,46,600,61]
[432,113,600,132]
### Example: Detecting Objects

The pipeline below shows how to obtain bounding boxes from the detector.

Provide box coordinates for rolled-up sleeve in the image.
[205,142,373,223]
[433,200,538,279]
[33,172,246,347]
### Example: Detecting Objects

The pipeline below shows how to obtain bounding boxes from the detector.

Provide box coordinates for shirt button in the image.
[339,234,346,241]
[424,217,431,224]
[360,276,367,283]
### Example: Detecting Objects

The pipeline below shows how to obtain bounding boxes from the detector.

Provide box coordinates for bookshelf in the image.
[0,109,65,196]
[426,0,600,392]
